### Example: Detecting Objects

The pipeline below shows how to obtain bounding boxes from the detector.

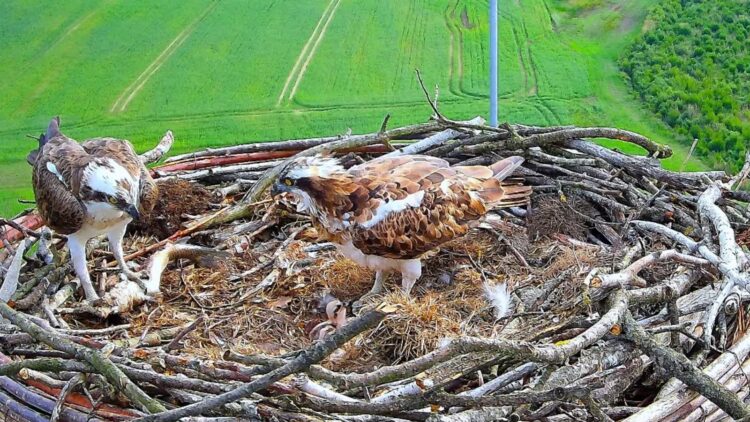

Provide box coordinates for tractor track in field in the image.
[511,27,529,95]
[444,1,463,98]
[276,0,337,106]
[514,1,564,125]
[0,97,486,139]
[44,8,101,54]
[443,1,485,100]
[541,0,558,31]
[109,0,219,113]
[277,0,341,106]
[16,4,108,116]
[395,0,420,93]
[520,20,539,97]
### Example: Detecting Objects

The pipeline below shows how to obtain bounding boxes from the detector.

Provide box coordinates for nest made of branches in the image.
[3,114,750,422]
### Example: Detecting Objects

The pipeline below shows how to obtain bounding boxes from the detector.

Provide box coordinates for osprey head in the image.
[80,158,141,220]
[271,156,346,214]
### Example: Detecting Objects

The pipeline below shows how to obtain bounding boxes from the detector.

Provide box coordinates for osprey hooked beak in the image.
[124,204,140,220]
[271,176,294,197]
[270,182,284,197]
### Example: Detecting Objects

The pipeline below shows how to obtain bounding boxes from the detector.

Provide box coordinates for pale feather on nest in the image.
[482,281,512,319]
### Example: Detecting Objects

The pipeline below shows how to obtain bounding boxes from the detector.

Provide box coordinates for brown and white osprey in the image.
[272,154,531,300]
[28,117,158,301]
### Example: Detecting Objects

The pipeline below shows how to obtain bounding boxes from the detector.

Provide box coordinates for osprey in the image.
[272,154,531,300]
[28,117,158,301]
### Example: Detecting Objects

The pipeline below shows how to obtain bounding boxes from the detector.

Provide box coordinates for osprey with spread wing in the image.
[28,117,158,301]
[272,154,531,300]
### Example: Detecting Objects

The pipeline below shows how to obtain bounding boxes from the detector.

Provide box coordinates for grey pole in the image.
[489,0,498,127]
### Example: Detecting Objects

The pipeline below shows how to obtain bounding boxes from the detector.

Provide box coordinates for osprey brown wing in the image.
[32,139,88,235]
[345,156,530,259]
[346,159,483,258]
[81,137,142,176]
[350,179,487,259]
[138,167,158,215]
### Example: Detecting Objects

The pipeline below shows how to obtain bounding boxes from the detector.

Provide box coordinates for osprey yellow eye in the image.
[283,178,293,186]
[108,196,118,205]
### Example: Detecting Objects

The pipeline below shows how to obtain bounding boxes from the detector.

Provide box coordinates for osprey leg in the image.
[351,271,389,314]
[107,221,142,282]
[400,259,422,295]
[67,235,99,301]
[370,270,388,295]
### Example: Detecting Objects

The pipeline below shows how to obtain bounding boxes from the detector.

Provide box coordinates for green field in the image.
[0,0,704,217]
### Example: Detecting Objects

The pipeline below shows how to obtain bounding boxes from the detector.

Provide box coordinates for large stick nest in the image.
[2,112,750,422]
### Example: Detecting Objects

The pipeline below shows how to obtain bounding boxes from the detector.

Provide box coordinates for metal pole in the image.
[489,0,498,127]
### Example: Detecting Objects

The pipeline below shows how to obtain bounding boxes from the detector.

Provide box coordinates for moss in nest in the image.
[441,230,497,258]
[323,338,389,373]
[528,193,592,241]
[128,179,215,239]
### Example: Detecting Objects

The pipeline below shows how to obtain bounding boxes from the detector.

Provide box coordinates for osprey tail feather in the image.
[27,116,61,166]
[478,156,531,208]
[489,156,524,181]
[478,183,532,209]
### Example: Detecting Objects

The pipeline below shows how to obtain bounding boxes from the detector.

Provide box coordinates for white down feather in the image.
[483,281,512,319]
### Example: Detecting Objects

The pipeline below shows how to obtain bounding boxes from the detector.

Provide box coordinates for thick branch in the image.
[590,250,708,300]
[514,127,672,158]
[0,239,29,302]
[383,129,464,157]
[456,290,627,363]
[140,130,174,164]
[621,312,750,420]
[565,139,725,189]
[0,302,166,414]
[301,385,594,416]
[135,307,391,422]
[164,122,441,163]
[632,221,750,290]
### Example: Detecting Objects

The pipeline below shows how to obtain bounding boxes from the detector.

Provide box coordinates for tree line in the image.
[620,0,750,171]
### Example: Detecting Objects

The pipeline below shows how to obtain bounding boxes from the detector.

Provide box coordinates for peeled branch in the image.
[140,130,174,164]
[145,242,231,294]
[0,239,29,302]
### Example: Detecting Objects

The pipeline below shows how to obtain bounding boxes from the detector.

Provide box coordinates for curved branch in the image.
[622,312,750,420]
[447,290,628,364]
[140,130,174,164]
[514,127,673,158]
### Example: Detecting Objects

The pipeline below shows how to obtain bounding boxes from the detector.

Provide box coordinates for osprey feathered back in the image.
[272,154,531,301]
[30,117,158,301]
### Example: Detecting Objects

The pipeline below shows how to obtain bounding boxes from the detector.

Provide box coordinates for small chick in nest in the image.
[307,292,348,340]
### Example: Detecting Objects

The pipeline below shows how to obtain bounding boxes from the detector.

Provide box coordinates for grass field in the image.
[0,0,705,217]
